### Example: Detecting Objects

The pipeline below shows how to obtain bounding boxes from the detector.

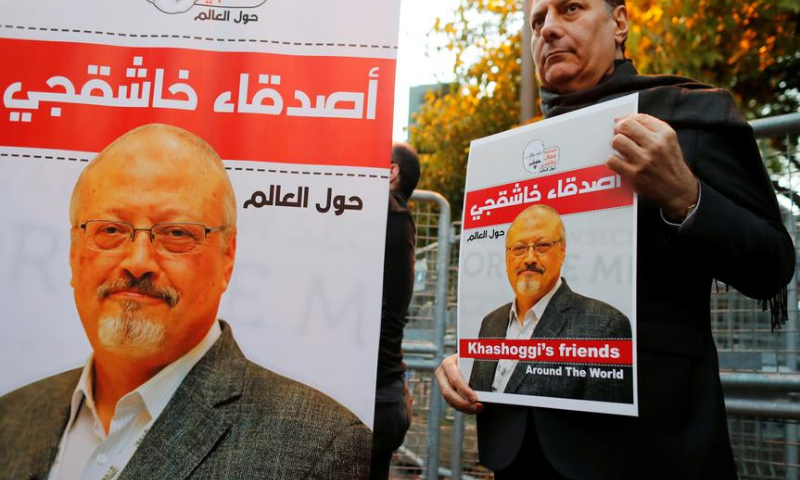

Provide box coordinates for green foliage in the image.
[409,0,799,217]
[410,1,525,214]
[626,0,800,117]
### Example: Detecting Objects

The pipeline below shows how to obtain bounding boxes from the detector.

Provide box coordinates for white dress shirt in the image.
[47,321,222,480]
[660,181,702,229]
[492,278,562,393]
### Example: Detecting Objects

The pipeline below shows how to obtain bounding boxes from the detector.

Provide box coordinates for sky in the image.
[392,0,461,141]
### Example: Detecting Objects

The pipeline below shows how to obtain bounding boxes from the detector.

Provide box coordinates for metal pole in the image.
[750,112,800,138]
[721,372,800,392]
[412,190,451,479]
[788,423,799,480]
[450,412,466,480]
[520,0,536,122]
[723,398,800,420]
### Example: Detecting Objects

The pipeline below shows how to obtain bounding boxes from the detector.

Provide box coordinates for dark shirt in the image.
[376,191,416,388]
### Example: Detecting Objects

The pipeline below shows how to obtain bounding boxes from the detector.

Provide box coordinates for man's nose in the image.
[540,15,562,42]
[521,255,539,271]
[524,246,540,262]
[119,231,159,279]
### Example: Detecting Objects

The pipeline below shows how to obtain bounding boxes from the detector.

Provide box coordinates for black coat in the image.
[476,62,795,480]
[376,191,416,387]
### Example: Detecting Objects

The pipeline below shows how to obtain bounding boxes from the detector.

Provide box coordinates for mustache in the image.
[517,263,545,275]
[96,276,180,308]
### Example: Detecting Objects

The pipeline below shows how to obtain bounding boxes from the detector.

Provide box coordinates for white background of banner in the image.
[0,0,402,428]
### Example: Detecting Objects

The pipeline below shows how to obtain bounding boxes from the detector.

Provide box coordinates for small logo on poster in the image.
[147,0,267,14]
[522,139,560,174]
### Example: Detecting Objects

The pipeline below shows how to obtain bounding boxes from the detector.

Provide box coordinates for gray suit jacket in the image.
[469,281,632,403]
[0,322,371,480]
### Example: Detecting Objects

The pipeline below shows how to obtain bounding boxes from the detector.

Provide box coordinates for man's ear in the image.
[389,163,400,183]
[612,5,629,57]
[221,227,237,292]
[69,228,79,289]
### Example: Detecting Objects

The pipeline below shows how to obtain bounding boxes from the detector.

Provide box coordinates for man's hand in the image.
[607,114,699,219]
[435,354,483,414]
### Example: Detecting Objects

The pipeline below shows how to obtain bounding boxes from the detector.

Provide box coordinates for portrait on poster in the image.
[458,94,640,417]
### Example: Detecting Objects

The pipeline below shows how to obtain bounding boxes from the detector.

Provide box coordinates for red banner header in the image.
[0,38,395,168]
[460,338,633,365]
[463,165,634,230]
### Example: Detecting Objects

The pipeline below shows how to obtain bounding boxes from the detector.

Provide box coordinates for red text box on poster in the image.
[464,165,634,230]
[460,338,633,365]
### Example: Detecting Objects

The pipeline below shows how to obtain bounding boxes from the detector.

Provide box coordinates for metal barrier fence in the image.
[392,190,452,479]
[717,113,800,480]
[392,112,800,479]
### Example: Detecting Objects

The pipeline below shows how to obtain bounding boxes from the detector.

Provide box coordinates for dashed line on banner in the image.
[1,25,398,50]
[0,153,389,179]
[0,152,90,162]
[226,166,388,179]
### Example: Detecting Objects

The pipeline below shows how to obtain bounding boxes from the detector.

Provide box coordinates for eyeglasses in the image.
[77,220,226,255]
[508,239,563,257]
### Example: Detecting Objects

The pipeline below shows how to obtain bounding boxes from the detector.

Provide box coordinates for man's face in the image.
[505,209,565,304]
[530,0,625,94]
[69,130,235,367]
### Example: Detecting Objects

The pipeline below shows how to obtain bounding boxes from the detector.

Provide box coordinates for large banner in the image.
[0,0,401,427]
[458,95,639,416]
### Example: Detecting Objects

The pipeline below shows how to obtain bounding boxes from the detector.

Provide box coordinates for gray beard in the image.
[97,301,165,356]
[516,277,541,296]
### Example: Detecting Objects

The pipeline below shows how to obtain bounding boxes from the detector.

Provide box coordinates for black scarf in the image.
[540,60,788,330]
[541,60,748,128]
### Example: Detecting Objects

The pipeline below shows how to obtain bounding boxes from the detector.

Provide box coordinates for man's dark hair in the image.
[602,0,625,8]
[391,143,421,200]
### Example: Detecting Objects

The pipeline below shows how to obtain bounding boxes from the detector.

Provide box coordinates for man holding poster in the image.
[436,0,794,479]
[0,124,371,480]
[468,205,632,403]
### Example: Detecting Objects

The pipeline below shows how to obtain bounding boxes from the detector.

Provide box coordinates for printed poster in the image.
[0,0,401,427]
[458,94,639,416]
